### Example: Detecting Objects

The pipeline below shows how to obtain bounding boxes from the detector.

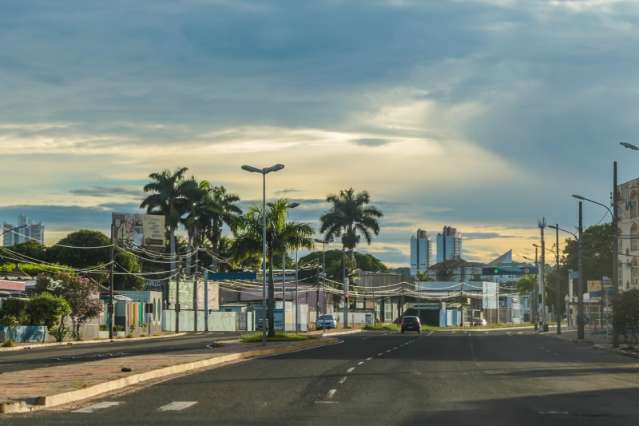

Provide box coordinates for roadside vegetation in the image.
[240,332,313,343]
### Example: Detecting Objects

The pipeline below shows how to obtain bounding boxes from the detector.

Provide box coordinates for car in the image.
[400,316,421,334]
[317,314,337,329]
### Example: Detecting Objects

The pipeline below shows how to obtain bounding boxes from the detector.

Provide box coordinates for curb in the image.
[0,338,336,414]
[0,333,189,353]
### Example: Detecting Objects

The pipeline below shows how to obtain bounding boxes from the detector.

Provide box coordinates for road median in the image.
[0,336,337,414]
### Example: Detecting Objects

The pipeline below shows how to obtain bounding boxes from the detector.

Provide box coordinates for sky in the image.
[1,0,637,267]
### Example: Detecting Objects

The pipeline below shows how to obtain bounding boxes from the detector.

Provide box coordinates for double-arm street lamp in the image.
[241,163,285,345]
[572,194,615,336]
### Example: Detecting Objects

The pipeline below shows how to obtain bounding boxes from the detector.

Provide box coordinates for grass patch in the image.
[364,323,400,332]
[240,332,312,343]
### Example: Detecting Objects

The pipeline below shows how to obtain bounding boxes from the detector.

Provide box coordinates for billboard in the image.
[112,213,165,248]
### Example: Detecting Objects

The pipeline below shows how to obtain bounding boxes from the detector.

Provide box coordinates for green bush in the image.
[613,289,639,344]
[26,292,71,329]
[240,332,312,343]
[0,298,29,325]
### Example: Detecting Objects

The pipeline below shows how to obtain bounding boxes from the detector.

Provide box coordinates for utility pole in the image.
[343,249,349,328]
[109,224,115,340]
[295,248,299,333]
[193,248,198,332]
[539,218,547,331]
[612,161,619,346]
[204,262,209,333]
[282,250,286,332]
[549,224,562,334]
[578,202,585,340]
[533,245,538,329]
[175,256,182,333]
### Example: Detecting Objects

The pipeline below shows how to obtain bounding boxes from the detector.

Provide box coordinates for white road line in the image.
[158,401,199,412]
[393,346,398,350]
[72,402,121,414]
[347,367,355,373]
[366,357,373,361]
[358,361,365,366]
[338,376,348,385]
[377,352,384,356]
[386,349,392,353]
[327,389,337,399]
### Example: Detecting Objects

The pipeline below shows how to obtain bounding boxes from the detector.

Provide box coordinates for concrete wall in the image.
[162,310,255,332]
[0,325,47,342]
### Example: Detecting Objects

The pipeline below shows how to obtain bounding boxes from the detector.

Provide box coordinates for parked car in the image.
[317,314,337,329]
[400,316,421,334]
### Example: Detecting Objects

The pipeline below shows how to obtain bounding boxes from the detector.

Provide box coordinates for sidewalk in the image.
[547,327,639,359]
[0,332,188,353]
[0,336,337,414]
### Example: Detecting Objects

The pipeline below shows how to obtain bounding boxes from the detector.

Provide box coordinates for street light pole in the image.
[578,201,585,340]
[539,218,547,331]
[241,163,285,345]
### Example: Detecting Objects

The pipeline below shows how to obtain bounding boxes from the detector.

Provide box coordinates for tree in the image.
[234,199,314,336]
[140,167,198,269]
[25,292,70,342]
[516,275,536,294]
[299,250,387,281]
[320,188,383,282]
[208,185,242,253]
[563,223,612,281]
[48,230,143,290]
[54,273,102,340]
[11,241,48,261]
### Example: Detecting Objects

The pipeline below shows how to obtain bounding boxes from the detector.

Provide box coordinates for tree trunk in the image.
[268,247,275,337]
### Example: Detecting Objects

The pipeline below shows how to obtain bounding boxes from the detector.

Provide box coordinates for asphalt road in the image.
[0,332,240,373]
[6,330,639,425]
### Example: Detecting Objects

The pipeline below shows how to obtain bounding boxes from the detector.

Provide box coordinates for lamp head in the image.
[241,165,262,174]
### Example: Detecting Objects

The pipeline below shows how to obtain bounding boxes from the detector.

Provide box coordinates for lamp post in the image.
[280,202,299,333]
[572,193,614,334]
[241,163,285,345]
[314,238,328,324]
[569,197,586,340]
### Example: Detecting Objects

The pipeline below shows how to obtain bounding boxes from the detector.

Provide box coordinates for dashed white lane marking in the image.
[393,346,398,350]
[378,352,384,356]
[73,402,121,414]
[538,410,569,415]
[366,357,373,361]
[327,389,337,399]
[385,349,392,353]
[347,367,355,373]
[338,376,348,385]
[358,361,365,366]
[158,401,198,412]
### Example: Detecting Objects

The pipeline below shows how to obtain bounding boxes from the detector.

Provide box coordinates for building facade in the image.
[618,177,639,291]
[410,229,432,276]
[3,215,44,247]
[436,226,462,263]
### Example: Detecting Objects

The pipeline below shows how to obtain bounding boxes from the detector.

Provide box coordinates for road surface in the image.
[5,330,639,425]
[0,332,240,373]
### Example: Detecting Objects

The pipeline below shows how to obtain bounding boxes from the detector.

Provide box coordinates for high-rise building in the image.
[436,226,462,263]
[2,215,45,246]
[410,229,432,277]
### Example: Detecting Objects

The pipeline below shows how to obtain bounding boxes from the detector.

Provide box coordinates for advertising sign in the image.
[587,280,602,293]
[112,213,165,248]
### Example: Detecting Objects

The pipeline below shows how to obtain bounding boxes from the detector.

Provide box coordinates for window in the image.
[632,223,639,252]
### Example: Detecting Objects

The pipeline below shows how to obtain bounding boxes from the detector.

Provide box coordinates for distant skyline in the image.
[1,1,634,266]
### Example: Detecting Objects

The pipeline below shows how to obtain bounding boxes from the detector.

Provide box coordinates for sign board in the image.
[587,280,602,293]
[207,271,257,281]
[412,303,440,310]
[112,213,165,248]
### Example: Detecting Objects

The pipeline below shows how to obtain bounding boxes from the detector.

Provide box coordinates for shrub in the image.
[0,298,29,325]
[612,289,639,344]
[26,293,71,329]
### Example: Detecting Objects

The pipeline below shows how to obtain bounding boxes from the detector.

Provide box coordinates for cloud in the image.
[0,0,634,265]
[463,232,516,240]
[70,186,143,198]
[352,138,392,147]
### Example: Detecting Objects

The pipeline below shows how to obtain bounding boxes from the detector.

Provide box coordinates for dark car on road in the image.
[400,316,421,334]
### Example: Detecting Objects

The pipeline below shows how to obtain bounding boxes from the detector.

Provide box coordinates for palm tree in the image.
[140,167,197,270]
[207,185,242,254]
[234,199,313,336]
[319,188,383,279]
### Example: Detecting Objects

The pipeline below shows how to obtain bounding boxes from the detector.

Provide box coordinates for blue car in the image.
[317,314,337,329]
